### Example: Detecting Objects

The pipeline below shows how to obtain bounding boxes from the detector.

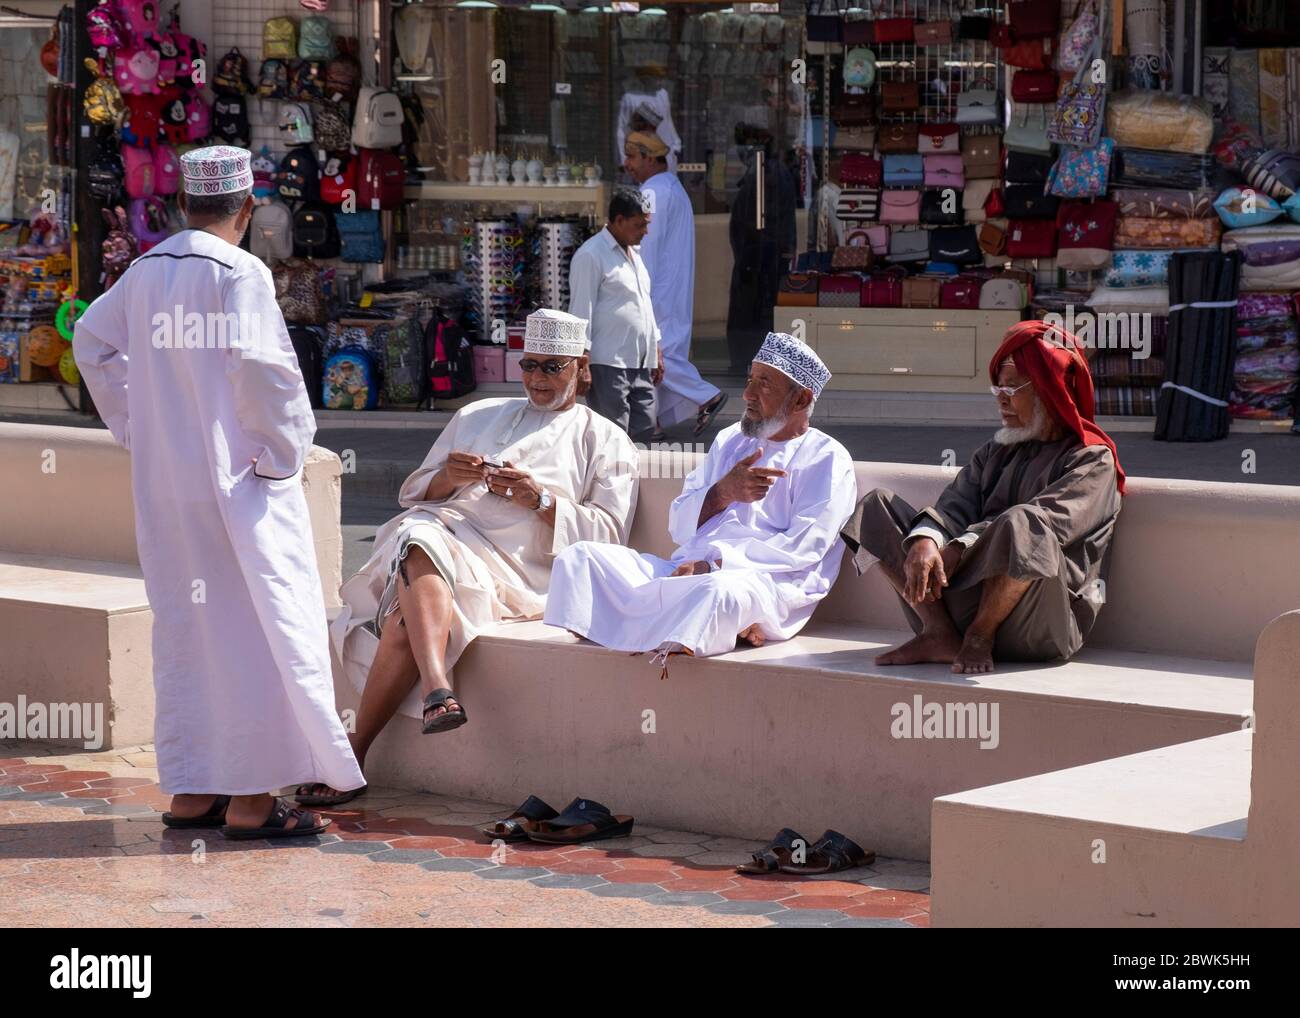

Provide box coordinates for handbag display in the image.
[1046,137,1115,198]
[963,179,998,223]
[882,80,921,113]
[832,124,877,151]
[1055,198,1118,271]
[917,123,959,153]
[1006,151,1056,183]
[1002,36,1055,70]
[923,154,965,189]
[902,275,943,308]
[984,187,1006,217]
[956,89,1001,125]
[1004,183,1060,219]
[914,20,953,47]
[1011,70,1059,104]
[1005,218,1058,257]
[864,224,890,255]
[886,227,930,262]
[836,187,881,222]
[1048,38,1106,147]
[1008,0,1060,39]
[979,219,1009,255]
[1058,0,1100,74]
[873,18,915,44]
[921,189,963,226]
[831,93,877,127]
[879,189,921,224]
[940,275,982,308]
[961,134,1003,178]
[878,123,920,154]
[979,275,1028,309]
[831,244,873,270]
[929,225,981,265]
[862,268,905,307]
[817,274,863,308]
[1005,102,1053,154]
[777,272,820,307]
[883,154,924,186]
[840,152,883,186]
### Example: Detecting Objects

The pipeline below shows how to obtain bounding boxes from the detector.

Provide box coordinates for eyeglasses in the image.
[990,381,1034,398]
[518,358,574,375]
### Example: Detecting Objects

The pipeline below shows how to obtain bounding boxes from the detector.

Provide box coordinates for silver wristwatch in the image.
[535,489,554,513]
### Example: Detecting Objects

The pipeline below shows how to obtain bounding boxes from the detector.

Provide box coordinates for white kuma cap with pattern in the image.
[181,145,254,196]
[754,332,831,397]
[524,308,588,357]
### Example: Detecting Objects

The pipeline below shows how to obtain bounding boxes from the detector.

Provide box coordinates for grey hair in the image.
[183,188,251,221]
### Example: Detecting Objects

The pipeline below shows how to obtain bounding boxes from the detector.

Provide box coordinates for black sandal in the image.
[221,798,331,840]
[162,795,231,829]
[735,827,809,875]
[778,830,874,875]
[525,797,634,845]
[694,392,729,436]
[422,688,467,734]
[294,783,368,808]
[479,795,560,842]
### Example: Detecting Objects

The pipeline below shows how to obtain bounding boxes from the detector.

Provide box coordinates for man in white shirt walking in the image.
[568,187,664,440]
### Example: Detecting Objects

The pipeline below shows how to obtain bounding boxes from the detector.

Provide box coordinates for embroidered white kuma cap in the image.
[754,332,832,397]
[524,308,588,357]
[181,145,254,196]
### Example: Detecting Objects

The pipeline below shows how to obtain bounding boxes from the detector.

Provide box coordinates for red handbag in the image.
[1008,0,1060,39]
[940,276,982,309]
[1003,36,1056,69]
[817,274,864,308]
[843,19,874,45]
[873,18,915,44]
[917,122,959,153]
[862,268,905,307]
[1056,200,1118,247]
[1011,70,1059,103]
[840,153,883,187]
[1005,218,1058,258]
[984,187,1006,217]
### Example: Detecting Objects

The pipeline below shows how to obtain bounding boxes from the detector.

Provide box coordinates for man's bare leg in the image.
[739,623,765,647]
[951,573,1031,675]
[169,792,322,830]
[874,545,965,665]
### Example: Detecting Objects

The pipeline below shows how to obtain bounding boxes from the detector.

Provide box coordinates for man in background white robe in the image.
[74,145,360,838]
[546,333,854,662]
[313,310,639,804]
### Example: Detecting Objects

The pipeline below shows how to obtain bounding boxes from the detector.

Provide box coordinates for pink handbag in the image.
[879,190,921,225]
[924,154,965,189]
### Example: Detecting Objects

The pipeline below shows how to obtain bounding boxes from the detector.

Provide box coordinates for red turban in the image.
[990,320,1126,495]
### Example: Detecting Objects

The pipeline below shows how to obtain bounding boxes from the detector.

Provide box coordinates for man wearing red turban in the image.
[842,321,1124,674]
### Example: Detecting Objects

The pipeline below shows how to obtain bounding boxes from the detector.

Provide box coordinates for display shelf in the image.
[406,182,611,207]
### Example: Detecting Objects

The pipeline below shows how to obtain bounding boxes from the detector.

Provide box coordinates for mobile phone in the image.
[481,456,504,470]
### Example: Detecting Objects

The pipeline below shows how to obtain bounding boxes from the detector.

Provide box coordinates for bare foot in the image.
[875,629,963,666]
[739,623,766,647]
[952,631,996,674]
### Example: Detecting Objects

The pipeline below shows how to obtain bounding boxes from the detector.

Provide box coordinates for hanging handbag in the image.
[1005,151,1056,184]
[1005,103,1053,154]
[840,153,883,186]
[842,47,877,89]
[864,224,890,255]
[917,123,959,153]
[1008,0,1060,39]
[902,275,943,308]
[940,275,983,308]
[818,274,863,308]
[878,123,920,154]
[1048,38,1106,147]
[955,89,1001,125]
[881,80,921,113]
[1004,183,1060,219]
[836,188,882,222]
[921,189,963,226]
[929,226,981,265]
[831,93,877,127]
[984,187,1006,217]
[831,244,873,270]
[1046,137,1115,197]
[879,189,922,224]
[923,154,965,189]
[832,124,877,151]
[873,18,915,44]
[1058,0,1100,73]
[1012,70,1060,104]
[961,134,1003,178]
[1002,36,1055,70]
[886,227,930,262]
[863,268,905,306]
[964,179,998,223]
[958,16,993,41]
[843,18,874,46]
[914,21,953,47]
[882,154,924,186]
[979,275,1028,309]
[979,219,1009,255]
[1055,199,1118,271]
[806,15,843,44]
[1005,218,1058,257]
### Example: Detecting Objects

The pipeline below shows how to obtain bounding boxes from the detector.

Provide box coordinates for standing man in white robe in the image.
[73,146,362,839]
[624,130,727,438]
[546,333,855,665]
[305,310,639,805]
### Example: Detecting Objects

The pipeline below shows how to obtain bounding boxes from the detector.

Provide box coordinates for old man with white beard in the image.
[306,309,639,805]
[545,332,856,666]
[842,321,1125,675]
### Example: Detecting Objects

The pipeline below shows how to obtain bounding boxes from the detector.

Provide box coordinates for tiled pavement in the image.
[0,744,929,928]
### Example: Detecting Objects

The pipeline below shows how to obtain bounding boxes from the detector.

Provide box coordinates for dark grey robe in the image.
[842,437,1122,661]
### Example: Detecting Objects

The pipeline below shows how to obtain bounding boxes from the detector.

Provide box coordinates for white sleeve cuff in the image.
[905,524,949,550]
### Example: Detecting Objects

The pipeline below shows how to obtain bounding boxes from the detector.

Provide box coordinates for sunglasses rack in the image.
[461,219,526,341]
[531,219,588,313]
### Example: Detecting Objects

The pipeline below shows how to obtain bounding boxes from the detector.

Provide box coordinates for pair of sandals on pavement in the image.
[161,795,331,840]
[736,827,874,876]
[291,687,468,809]
[479,794,634,845]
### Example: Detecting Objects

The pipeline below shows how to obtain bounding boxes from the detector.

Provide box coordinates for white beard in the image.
[528,377,577,412]
[740,408,788,440]
[993,398,1052,445]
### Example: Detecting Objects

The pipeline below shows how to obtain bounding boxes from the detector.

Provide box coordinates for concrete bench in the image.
[0,423,344,748]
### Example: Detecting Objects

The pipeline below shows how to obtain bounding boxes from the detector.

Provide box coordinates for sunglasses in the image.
[990,380,1033,398]
[518,358,575,375]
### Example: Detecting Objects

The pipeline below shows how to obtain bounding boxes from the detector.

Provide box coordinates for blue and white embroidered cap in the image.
[525,308,588,357]
[754,332,831,397]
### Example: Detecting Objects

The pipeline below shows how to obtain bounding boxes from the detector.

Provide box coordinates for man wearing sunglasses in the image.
[568,186,664,440]
[317,309,639,807]
[843,321,1125,676]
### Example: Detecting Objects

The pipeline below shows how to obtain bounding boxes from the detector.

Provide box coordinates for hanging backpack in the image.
[263,17,298,61]
[123,144,155,198]
[212,95,250,147]
[288,59,326,101]
[168,19,205,89]
[311,101,352,152]
[325,39,361,103]
[277,145,320,201]
[212,47,251,95]
[258,58,290,99]
[429,320,476,400]
[278,101,314,145]
[86,6,126,50]
[381,319,425,405]
[274,259,329,325]
[185,94,210,141]
[251,147,278,199]
[153,144,180,195]
[351,87,404,149]
[355,147,404,210]
[250,199,294,262]
[292,202,340,259]
[82,58,124,125]
[87,139,125,201]
[337,210,384,262]
[101,207,138,282]
[319,153,356,204]
[114,40,162,95]
[128,195,170,251]
[159,91,189,144]
[288,324,326,409]
[119,0,160,38]
[322,346,378,410]
[298,16,335,61]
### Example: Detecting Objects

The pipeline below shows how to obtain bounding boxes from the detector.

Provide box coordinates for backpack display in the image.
[101,206,138,284]
[273,258,328,324]
[298,16,335,61]
[185,93,210,141]
[250,199,293,262]
[288,324,325,409]
[120,0,160,38]
[114,40,162,95]
[292,202,340,259]
[258,59,289,99]
[251,147,278,199]
[159,91,189,144]
[429,320,476,400]
[277,146,320,201]
[311,101,352,152]
[212,47,251,95]
[325,40,361,103]
[168,24,205,89]
[86,5,126,50]
[322,346,378,410]
[337,210,384,262]
[319,153,355,204]
[278,101,314,144]
[82,58,124,125]
[212,96,250,147]
[128,195,170,251]
[123,144,155,198]
[121,93,163,147]
[263,17,297,61]
[153,144,180,195]
[380,318,424,405]
[352,87,404,148]
[87,140,125,201]
[355,147,404,210]
[288,59,326,101]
